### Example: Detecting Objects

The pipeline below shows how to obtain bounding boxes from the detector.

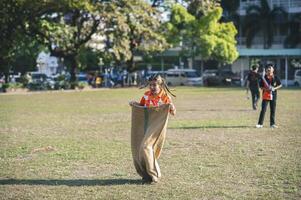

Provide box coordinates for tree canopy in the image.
[166,4,238,64]
[88,0,169,72]
[0,0,29,80]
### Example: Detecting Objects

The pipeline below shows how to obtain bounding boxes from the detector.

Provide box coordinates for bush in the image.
[0,83,23,92]
[54,74,71,90]
[18,75,30,87]
[54,80,71,90]
[27,82,48,91]
[8,82,24,90]
[1,83,9,92]
[70,81,78,89]
[77,82,88,90]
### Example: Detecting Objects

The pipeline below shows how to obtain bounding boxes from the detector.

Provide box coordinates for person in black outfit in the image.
[246,64,261,110]
[256,64,282,128]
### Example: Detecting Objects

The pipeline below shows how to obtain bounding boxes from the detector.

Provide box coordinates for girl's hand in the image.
[170,103,176,115]
[129,101,137,106]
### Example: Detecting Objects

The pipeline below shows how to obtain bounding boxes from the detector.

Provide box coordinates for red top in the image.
[262,76,273,100]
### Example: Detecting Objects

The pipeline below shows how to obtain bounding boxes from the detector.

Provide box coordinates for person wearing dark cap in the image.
[246,64,261,110]
[256,64,282,128]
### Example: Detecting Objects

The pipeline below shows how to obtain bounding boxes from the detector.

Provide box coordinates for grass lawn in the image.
[0,87,300,200]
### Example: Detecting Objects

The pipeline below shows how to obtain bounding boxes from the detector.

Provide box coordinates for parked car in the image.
[9,73,21,83]
[203,69,240,86]
[203,69,218,77]
[294,69,301,87]
[76,73,88,83]
[141,70,167,86]
[165,69,202,86]
[145,70,166,79]
[27,72,55,90]
[221,70,241,86]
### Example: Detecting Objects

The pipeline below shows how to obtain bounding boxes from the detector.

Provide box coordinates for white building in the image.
[36,51,59,77]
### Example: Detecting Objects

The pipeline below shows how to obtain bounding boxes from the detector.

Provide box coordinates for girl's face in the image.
[149,80,161,95]
[266,67,274,76]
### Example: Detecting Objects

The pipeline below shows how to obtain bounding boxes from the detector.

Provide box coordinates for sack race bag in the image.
[131,103,170,182]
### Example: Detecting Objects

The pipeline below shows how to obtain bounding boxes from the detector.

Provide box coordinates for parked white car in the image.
[294,69,301,87]
[165,69,202,86]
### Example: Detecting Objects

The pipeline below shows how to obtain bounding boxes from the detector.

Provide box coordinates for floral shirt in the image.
[140,89,171,107]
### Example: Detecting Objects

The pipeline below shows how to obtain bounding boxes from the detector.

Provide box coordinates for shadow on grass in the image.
[0,178,143,186]
[185,109,253,112]
[170,125,252,129]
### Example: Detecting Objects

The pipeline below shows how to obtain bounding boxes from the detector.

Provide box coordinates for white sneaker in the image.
[270,125,278,128]
[256,124,263,128]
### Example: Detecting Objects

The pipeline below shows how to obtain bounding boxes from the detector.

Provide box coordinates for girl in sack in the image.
[129,74,176,183]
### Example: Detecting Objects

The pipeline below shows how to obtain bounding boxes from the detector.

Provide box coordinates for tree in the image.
[10,37,44,74]
[166,4,238,67]
[164,4,196,66]
[1,0,101,85]
[91,0,169,72]
[244,0,287,48]
[22,1,104,87]
[220,0,240,26]
[150,0,169,8]
[77,47,99,71]
[221,0,240,14]
[0,0,29,82]
[186,0,220,19]
[87,0,168,71]
[197,8,238,64]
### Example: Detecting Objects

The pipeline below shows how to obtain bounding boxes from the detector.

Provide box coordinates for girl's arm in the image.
[165,95,176,115]
[272,84,282,91]
[272,77,282,91]
[169,102,176,115]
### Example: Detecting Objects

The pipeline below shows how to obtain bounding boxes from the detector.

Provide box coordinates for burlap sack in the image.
[131,103,170,182]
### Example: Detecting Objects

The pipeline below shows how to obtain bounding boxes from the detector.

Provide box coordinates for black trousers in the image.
[258,99,276,126]
[250,88,260,109]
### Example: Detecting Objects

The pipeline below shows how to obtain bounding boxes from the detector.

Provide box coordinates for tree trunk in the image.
[200,60,204,75]
[66,55,78,89]
[192,44,195,69]
[0,58,10,83]
[4,72,9,84]
[127,35,137,73]
[126,54,135,73]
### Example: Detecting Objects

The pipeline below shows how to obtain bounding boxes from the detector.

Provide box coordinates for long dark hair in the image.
[140,74,176,97]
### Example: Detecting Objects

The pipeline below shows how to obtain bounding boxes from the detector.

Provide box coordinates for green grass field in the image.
[0,87,300,200]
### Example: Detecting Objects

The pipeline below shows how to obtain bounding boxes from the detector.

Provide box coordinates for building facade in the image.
[231,0,301,86]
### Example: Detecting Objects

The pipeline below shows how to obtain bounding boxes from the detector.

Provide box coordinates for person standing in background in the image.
[256,64,282,128]
[246,64,261,110]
